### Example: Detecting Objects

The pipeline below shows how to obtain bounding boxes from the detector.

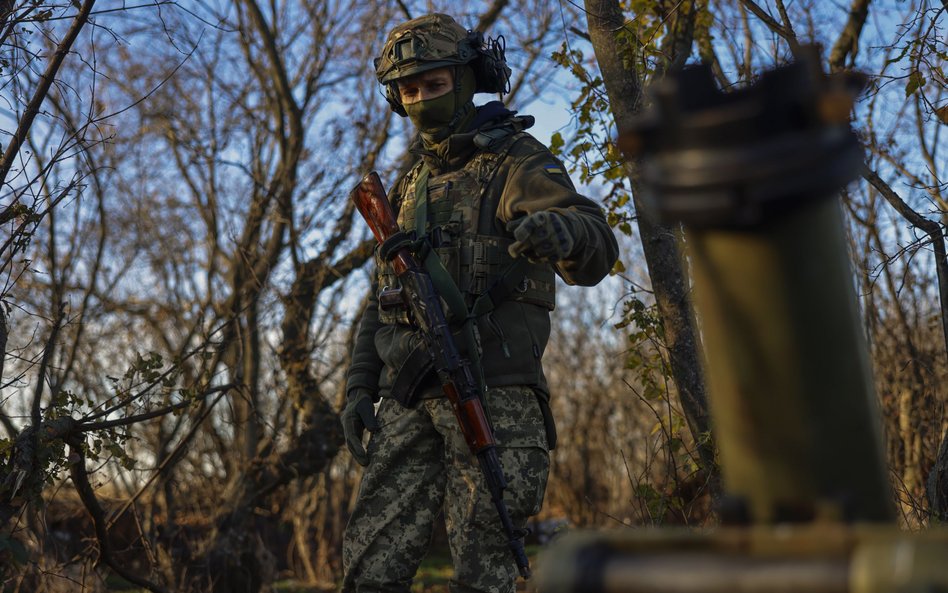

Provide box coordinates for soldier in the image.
[341,13,619,593]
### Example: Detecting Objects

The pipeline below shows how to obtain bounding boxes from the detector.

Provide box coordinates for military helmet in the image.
[374,13,511,115]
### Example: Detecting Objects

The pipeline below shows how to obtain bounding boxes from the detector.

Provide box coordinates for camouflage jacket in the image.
[346,104,619,408]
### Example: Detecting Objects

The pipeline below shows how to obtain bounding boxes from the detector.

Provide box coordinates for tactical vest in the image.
[376,131,556,326]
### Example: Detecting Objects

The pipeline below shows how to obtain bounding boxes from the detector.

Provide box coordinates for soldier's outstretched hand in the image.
[507,211,576,263]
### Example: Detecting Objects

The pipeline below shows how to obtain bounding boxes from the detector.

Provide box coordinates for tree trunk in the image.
[929,428,948,522]
[584,0,716,477]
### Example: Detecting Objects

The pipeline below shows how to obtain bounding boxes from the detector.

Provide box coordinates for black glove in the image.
[507,211,576,263]
[341,389,380,466]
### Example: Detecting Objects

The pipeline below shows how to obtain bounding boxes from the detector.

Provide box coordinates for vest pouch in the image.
[459,234,507,296]
[375,249,410,325]
[459,234,556,311]
[516,264,556,311]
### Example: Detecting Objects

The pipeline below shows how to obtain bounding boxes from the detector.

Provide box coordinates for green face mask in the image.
[401,66,477,140]
[404,92,458,133]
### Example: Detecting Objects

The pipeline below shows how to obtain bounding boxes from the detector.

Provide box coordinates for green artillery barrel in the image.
[532,50,941,593]
[620,50,893,524]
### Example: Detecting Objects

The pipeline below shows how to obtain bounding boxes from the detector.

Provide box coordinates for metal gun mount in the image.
[535,48,948,593]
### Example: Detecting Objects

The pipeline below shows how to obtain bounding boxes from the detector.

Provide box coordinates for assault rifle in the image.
[349,171,532,579]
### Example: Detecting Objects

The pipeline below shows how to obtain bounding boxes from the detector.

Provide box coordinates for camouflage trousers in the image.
[341,385,550,593]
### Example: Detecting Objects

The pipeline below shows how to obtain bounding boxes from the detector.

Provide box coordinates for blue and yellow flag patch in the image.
[543,163,564,175]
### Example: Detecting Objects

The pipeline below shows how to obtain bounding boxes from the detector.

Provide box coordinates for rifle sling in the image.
[411,133,530,399]
[413,164,487,394]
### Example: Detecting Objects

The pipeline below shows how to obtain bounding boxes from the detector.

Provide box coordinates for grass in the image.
[411,546,455,592]
[410,544,542,592]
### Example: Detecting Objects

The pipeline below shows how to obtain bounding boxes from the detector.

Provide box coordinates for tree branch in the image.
[68,436,168,593]
[239,0,301,125]
[0,0,96,190]
[736,0,800,50]
[0,305,7,393]
[78,384,236,432]
[829,0,872,71]
[773,0,798,43]
[106,387,231,531]
[863,164,948,360]
[395,0,412,20]
[31,303,65,429]
[656,0,698,76]
[584,0,716,482]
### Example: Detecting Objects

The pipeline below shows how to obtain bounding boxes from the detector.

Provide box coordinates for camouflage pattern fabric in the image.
[376,134,556,327]
[345,110,619,407]
[375,13,474,85]
[342,385,549,593]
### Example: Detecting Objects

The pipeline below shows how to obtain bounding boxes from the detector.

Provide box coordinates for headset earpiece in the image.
[470,34,511,95]
[385,83,407,117]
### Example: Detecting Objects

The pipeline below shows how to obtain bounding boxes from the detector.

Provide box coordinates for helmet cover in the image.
[374,13,512,116]
[375,13,476,85]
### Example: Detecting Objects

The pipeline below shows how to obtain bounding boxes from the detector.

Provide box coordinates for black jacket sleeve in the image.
[344,282,384,400]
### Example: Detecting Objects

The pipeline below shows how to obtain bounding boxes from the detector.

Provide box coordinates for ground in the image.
[271,544,539,593]
[108,543,540,592]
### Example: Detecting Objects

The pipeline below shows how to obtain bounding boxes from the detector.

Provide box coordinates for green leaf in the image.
[549,131,564,155]
[905,71,925,97]
[884,42,911,66]
[550,131,563,147]
[107,442,125,458]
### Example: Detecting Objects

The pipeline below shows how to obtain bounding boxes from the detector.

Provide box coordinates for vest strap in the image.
[413,164,430,239]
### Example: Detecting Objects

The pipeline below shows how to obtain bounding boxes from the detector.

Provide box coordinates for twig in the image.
[863,164,948,364]
[0,305,7,395]
[476,0,510,31]
[0,0,96,189]
[31,303,65,429]
[106,387,230,530]
[395,0,412,20]
[78,383,235,431]
[736,0,800,50]
[68,436,168,593]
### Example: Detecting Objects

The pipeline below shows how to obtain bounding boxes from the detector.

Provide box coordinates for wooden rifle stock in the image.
[349,171,532,579]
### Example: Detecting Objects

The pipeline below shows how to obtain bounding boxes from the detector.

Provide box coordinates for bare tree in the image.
[2,0,582,590]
